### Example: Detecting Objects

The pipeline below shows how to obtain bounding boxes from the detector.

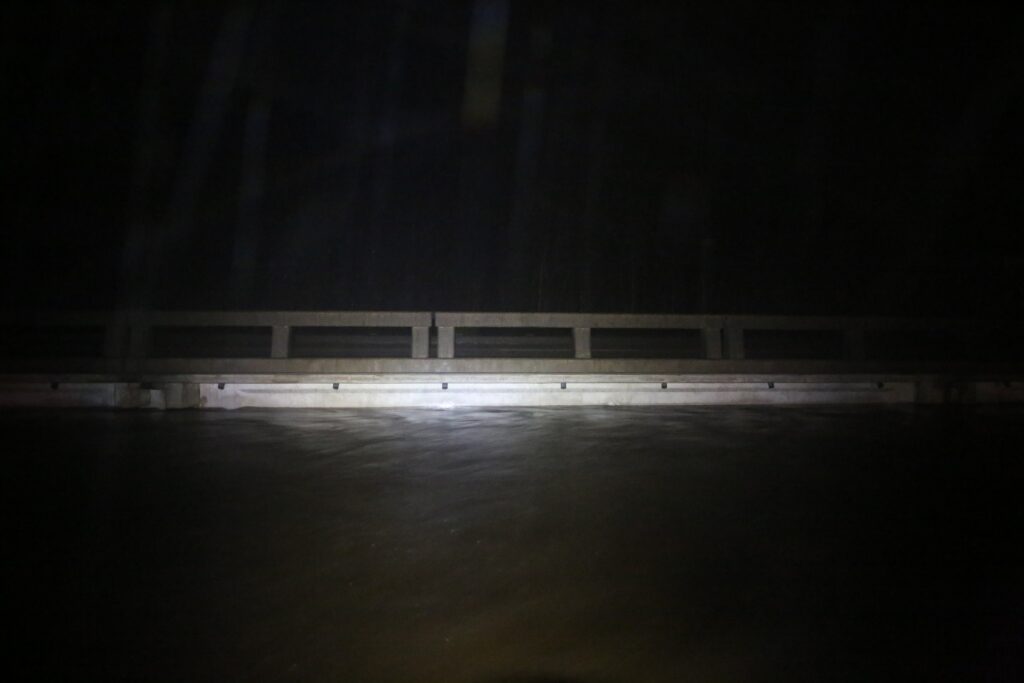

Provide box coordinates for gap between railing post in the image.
[271,325,291,359]
[104,313,129,358]
[845,326,866,361]
[725,327,745,360]
[702,326,723,360]
[128,317,151,358]
[411,326,429,359]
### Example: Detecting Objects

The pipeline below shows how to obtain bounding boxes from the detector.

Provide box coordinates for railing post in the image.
[438,326,455,359]
[573,327,591,359]
[725,327,745,360]
[845,326,866,361]
[702,326,722,360]
[271,325,290,359]
[104,313,129,358]
[411,326,429,359]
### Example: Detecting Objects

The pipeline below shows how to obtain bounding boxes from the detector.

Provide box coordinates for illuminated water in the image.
[8,406,1023,681]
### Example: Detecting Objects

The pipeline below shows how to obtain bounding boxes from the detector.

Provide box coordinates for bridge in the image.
[2,311,1022,408]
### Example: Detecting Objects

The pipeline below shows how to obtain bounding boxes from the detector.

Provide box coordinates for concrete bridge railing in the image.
[99,310,434,360]
[433,312,997,361]
[2,311,1022,408]
[1,310,1017,370]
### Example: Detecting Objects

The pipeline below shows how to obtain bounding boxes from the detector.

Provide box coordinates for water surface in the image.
[8,406,1023,681]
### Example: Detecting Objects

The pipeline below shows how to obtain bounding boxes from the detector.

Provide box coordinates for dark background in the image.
[3,1,1022,316]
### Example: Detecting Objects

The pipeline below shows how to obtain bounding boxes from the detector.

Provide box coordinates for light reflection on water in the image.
[9,406,1024,682]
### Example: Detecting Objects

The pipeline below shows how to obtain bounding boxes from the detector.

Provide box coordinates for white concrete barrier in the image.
[3,377,1022,408]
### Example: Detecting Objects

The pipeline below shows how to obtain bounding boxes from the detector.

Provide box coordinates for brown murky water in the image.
[8,406,1024,681]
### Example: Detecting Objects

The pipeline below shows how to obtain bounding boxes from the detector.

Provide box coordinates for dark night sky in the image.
[3,1,1022,316]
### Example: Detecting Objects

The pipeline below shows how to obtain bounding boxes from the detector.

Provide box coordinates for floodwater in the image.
[7,406,1024,682]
